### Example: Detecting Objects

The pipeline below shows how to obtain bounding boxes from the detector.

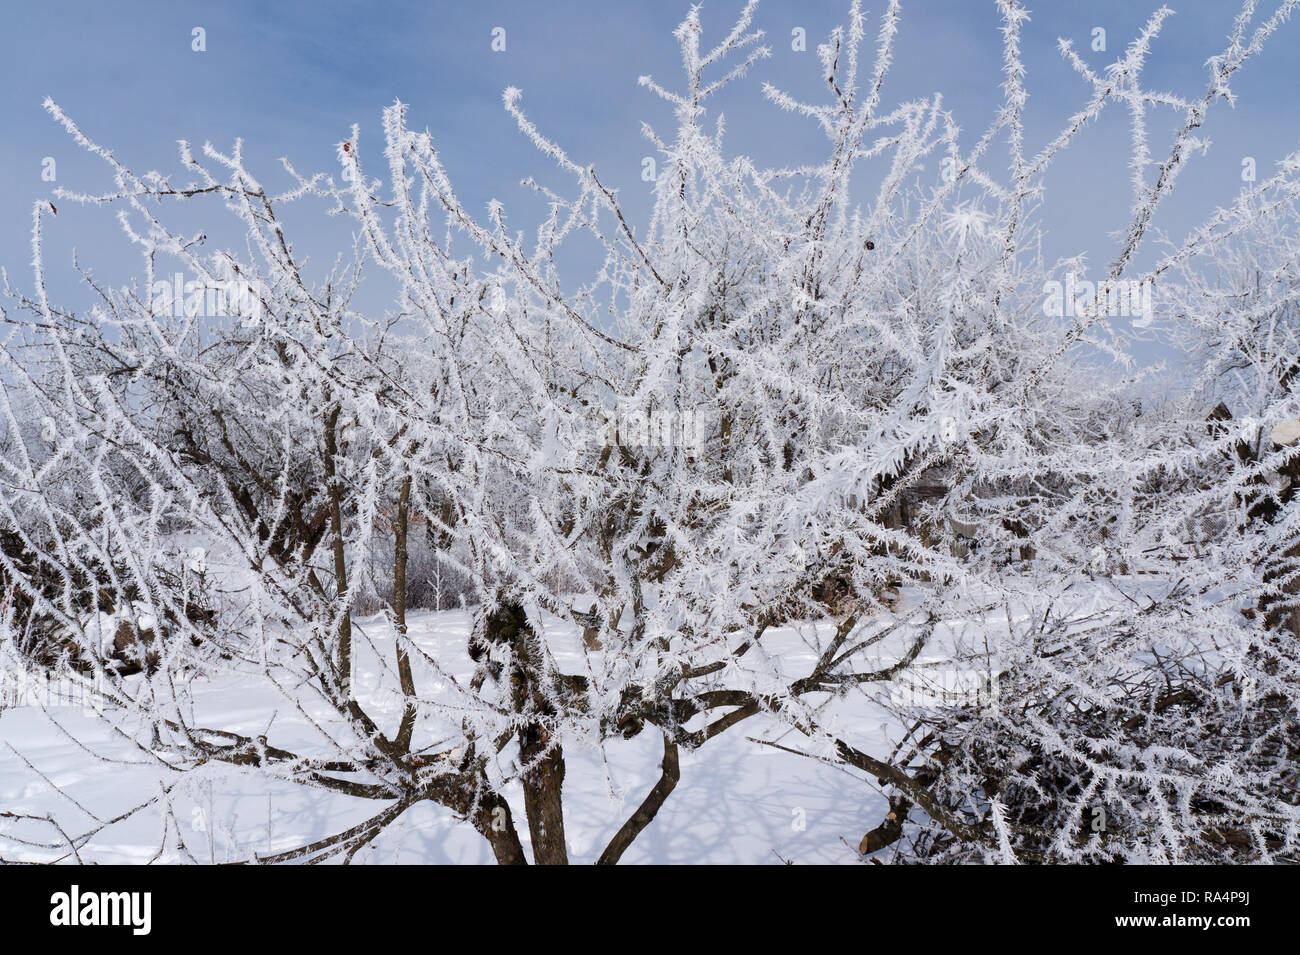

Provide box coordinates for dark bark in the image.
[596,734,679,865]
[487,600,570,864]
[859,797,909,855]
[322,404,353,698]
[393,473,417,753]
[469,790,529,866]
[518,725,569,864]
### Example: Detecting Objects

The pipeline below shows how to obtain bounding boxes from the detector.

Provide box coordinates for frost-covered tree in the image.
[2,0,1299,864]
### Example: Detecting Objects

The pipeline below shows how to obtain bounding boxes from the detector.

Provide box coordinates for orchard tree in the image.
[1,0,1298,864]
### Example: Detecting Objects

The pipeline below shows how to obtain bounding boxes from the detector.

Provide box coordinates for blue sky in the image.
[3,0,1298,319]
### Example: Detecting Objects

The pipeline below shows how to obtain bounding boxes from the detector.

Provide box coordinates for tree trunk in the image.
[487,600,570,864]
[474,791,529,866]
[393,472,417,752]
[322,404,353,699]
[596,734,679,864]
[518,724,569,864]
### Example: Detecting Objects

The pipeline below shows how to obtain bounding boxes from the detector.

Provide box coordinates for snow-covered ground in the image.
[0,607,901,864]
[1,574,1195,864]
